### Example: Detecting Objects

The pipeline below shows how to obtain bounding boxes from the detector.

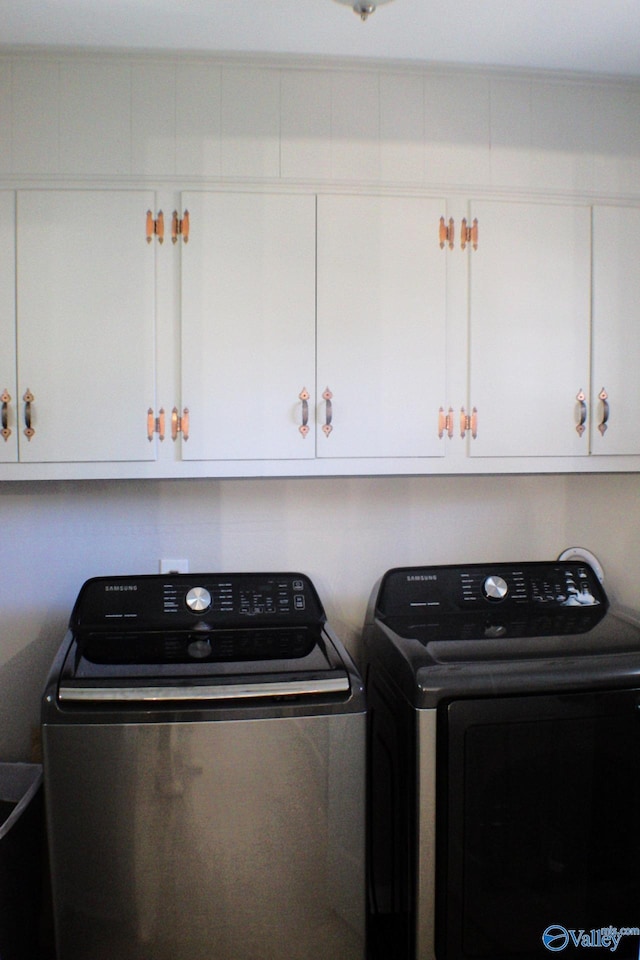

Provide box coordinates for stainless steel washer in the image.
[43,572,366,960]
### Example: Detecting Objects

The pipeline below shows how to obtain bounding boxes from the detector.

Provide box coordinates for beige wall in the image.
[3,472,639,759]
[564,474,640,608]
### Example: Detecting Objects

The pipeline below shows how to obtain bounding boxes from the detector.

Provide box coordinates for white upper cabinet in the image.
[467,200,591,458]
[0,192,16,463]
[591,206,640,456]
[180,192,316,461]
[16,190,157,462]
[316,195,447,459]
[2,56,640,478]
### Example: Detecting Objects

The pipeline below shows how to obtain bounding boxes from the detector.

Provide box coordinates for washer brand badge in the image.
[406,574,437,582]
[105,584,138,592]
[542,925,640,953]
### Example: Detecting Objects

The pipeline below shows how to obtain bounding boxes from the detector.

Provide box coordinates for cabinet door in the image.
[468,200,591,458]
[591,206,640,456]
[0,192,17,464]
[316,195,446,459]
[180,193,316,461]
[16,191,156,462]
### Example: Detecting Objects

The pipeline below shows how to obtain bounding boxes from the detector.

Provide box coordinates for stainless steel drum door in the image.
[44,711,365,960]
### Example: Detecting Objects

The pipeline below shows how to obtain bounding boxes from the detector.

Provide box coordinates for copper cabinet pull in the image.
[460,406,478,439]
[439,217,454,250]
[172,407,190,441]
[576,389,587,437]
[147,408,165,442]
[322,388,333,437]
[597,388,610,436]
[438,406,454,439]
[461,217,479,251]
[299,388,310,438]
[1,390,11,442]
[23,389,35,441]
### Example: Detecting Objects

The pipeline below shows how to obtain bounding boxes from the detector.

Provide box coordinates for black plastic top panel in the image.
[71,572,325,632]
[365,563,640,705]
[376,562,608,641]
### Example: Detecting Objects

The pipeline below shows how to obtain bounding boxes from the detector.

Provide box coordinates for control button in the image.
[294,595,306,610]
[577,588,596,605]
[484,624,507,638]
[483,575,509,602]
[187,638,212,659]
[185,586,212,613]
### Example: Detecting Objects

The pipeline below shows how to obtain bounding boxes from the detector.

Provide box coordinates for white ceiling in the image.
[1,0,640,78]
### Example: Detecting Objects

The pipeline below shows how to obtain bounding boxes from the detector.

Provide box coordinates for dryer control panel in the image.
[377,561,607,619]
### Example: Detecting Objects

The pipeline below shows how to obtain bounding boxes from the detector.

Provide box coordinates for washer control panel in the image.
[164,576,311,618]
[72,573,323,630]
[377,561,607,619]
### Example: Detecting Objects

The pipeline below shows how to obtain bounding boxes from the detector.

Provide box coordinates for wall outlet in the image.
[160,558,189,574]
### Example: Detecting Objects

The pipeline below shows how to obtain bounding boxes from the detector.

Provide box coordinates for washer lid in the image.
[58,673,351,703]
[57,624,352,702]
[56,572,355,703]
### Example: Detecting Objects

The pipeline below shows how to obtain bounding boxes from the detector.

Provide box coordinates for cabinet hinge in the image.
[172,210,190,244]
[460,217,479,251]
[460,406,478,439]
[438,406,454,439]
[147,408,165,442]
[146,210,164,244]
[172,407,190,442]
[438,217,455,250]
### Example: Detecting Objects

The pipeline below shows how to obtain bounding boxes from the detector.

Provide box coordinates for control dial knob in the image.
[483,575,508,602]
[185,586,212,613]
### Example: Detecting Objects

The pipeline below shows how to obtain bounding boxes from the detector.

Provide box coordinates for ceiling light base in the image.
[333,0,396,21]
